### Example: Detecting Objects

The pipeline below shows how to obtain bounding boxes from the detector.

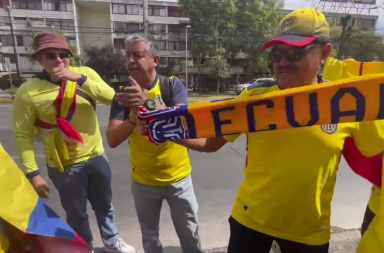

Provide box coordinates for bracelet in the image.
[128,117,137,126]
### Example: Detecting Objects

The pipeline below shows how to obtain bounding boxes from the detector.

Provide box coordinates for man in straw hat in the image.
[13,32,135,253]
[147,8,384,253]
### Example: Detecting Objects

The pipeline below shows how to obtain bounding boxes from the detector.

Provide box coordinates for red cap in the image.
[32,32,73,58]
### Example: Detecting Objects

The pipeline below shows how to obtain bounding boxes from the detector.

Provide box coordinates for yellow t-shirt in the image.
[13,66,115,174]
[224,81,384,245]
[128,77,191,186]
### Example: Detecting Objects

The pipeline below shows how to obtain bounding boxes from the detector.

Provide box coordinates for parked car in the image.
[235,78,275,95]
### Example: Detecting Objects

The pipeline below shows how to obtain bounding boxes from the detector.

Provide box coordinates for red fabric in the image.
[343,138,382,188]
[261,37,317,51]
[36,80,83,144]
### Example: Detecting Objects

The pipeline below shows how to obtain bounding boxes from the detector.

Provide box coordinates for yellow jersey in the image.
[110,75,191,186]
[224,81,384,245]
[13,66,115,175]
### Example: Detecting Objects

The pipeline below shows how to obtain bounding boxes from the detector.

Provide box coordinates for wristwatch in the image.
[144,99,156,111]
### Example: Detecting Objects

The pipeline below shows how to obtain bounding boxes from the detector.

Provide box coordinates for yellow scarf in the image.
[141,73,384,145]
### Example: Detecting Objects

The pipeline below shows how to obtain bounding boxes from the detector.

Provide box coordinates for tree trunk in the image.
[216,79,220,94]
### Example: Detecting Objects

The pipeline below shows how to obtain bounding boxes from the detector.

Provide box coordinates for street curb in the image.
[205,229,361,253]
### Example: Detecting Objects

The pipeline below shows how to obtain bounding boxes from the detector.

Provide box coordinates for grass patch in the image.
[331,226,358,233]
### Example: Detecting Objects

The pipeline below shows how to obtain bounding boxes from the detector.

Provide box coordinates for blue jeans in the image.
[48,153,119,249]
[131,175,202,253]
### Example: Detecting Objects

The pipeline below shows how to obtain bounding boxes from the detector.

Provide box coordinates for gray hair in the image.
[124,33,158,58]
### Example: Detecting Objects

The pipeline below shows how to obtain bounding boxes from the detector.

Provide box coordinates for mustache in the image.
[277,66,298,72]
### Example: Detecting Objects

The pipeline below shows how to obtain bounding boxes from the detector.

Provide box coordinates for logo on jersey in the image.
[280,16,296,31]
[321,124,338,134]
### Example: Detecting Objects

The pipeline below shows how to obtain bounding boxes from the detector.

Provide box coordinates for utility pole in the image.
[143,0,148,33]
[336,15,352,60]
[5,6,21,82]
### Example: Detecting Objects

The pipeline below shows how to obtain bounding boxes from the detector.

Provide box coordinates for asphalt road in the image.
[0,104,371,252]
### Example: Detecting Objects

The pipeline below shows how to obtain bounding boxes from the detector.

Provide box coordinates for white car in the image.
[235,78,275,95]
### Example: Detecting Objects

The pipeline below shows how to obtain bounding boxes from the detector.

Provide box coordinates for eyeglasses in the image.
[269,44,316,63]
[42,53,71,60]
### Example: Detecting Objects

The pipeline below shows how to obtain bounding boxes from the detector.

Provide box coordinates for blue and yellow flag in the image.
[0,143,91,253]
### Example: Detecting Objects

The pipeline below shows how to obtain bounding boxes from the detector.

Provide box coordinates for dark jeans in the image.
[48,153,119,249]
[227,216,329,253]
[361,204,376,237]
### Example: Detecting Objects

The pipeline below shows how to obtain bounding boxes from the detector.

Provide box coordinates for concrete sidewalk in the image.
[205,229,360,253]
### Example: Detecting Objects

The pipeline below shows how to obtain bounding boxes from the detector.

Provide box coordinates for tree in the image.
[179,0,283,90]
[83,44,127,81]
[330,26,384,61]
[179,0,237,91]
[209,55,231,93]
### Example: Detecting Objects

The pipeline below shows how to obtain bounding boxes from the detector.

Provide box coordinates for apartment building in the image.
[0,0,76,77]
[0,0,251,84]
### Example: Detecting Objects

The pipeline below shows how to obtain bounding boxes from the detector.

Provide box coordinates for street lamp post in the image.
[185,25,191,89]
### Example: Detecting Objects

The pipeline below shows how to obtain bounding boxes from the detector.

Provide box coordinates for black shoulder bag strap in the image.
[159,75,173,107]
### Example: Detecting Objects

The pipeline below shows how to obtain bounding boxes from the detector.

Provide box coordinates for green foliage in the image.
[209,55,231,80]
[330,26,384,61]
[83,44,127,79]
[157,62,175,77]
[179,0,283,80]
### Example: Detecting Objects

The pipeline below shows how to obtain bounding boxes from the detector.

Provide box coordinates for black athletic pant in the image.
[361,204,376,236]
[227,216,329,253]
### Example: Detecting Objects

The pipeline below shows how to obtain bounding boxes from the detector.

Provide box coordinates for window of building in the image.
[3,54,16,63]
[46,18,74,31]
[356,19,375,28]
[148,6,166,16]
[13,0,42,10]
[114,38,125,49]
[112,3,126,14]
[60,19,75,30]
[16,35,23,46]
[0,0,10,8]
[159,57,168,65]
[23,36,32,47]
[126,4,140,15]
[168,24,184,33]
[114,22,126,32]
[45,1,73,11]
[156,41,166,50]
[153,24,166,32]
[168,41,185,51]
[168,57,180,65]
[0,35,13,46]
[127,23,142,32]
[168,6,185,17]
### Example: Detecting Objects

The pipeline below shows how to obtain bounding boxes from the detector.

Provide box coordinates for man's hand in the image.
[115,76,148,110]
[30,176,50,199]
[138,118,150,136]
[51,66,81,83]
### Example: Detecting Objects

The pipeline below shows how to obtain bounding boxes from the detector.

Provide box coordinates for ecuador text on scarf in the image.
[139,74,384,145]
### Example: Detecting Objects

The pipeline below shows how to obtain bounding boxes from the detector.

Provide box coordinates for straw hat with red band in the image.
[32,32,73,58]
[261,8,330,52]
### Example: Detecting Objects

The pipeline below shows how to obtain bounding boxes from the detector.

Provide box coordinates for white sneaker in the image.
[103,238,136,253]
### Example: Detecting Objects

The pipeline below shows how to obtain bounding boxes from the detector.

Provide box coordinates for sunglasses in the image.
[42,53,71,60]
[269,44,316,63]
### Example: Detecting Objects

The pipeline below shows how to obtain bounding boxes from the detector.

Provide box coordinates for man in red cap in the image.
[164,8,384,253]
[13,32,135,253]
